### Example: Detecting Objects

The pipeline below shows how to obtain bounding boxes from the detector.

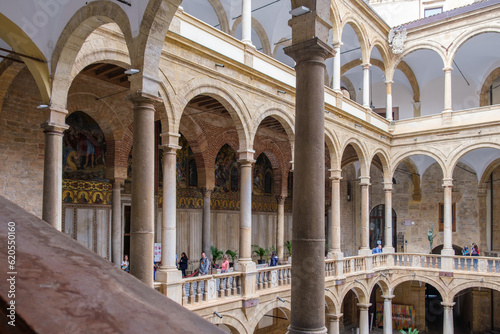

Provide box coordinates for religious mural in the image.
[176,134,197,188]
[253,153,273,195]
[214,144,238,193]
[63,111,107,181]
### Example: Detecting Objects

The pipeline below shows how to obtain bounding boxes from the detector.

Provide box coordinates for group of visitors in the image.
[462,243,480,256]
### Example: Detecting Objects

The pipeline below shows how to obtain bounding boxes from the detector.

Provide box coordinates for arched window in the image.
[369,204,397,250]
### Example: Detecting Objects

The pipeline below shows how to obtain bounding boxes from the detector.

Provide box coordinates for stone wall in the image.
[0,67,45,218]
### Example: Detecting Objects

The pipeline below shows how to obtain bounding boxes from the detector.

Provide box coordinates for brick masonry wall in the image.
[0,67,45,217]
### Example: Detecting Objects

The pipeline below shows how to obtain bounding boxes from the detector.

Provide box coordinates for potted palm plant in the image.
[252,244,269,264]
[210,246,224,269]
[284,240,292,263]
[225,249,238,267]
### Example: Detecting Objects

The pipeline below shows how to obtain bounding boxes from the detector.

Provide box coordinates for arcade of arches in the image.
[2,0,500,333]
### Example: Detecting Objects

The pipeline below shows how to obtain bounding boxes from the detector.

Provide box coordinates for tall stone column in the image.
[236,150,255,270]
[441,302,455,334]
[111,178,124,265]
[41,108,68,230]
[332,43,342,92]
[359,176,371,255]
[128,93,159,287]
[442,178,454,256]
[329,169,342,257]
[202,188,213,257]
[362,63,371,108]
[276,195,286,261]
[383,182,394,253]
[382,295,394,334]
[327,313,342,334]
[385,80,393,121]
[284,38,332,334]
[443,66,453,113]
[358,303,371,334]
[241,0,252,45]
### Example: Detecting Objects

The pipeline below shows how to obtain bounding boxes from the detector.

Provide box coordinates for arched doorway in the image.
[369,204,397,250]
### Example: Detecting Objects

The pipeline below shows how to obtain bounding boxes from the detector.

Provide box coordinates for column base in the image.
[327,250,344,260]
[358,248,372,256]
[287,325,327,334]
[441,248,455,257]
[234,259,257,273]
[382,247,394,254]
[156,268,183,303]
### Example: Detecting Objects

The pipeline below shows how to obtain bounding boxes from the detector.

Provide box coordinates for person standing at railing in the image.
[179,252,189,277]
[221,255,229,273]
[199,252,210,275]
[471,243,479,269]
[462,245,470,256]
[269,252,279,266]
[372,240,382,254]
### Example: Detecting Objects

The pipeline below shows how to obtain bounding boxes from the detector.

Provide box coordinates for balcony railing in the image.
[182,272,242,306]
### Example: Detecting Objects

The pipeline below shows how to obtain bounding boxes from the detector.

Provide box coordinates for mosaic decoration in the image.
[376,303,415,330]
[176,134,197,188]
[62,179,112,205]
[63,111,107,181]
[214,144,238,193]
[253,153,273,195]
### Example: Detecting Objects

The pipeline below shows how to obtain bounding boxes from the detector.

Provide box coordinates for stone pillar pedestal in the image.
[327,313,342,334]
[41,108,69,230]
[383,182,394,253]
[382,295,394,334]
[362,63,371,108]
[202,188,213,256]
[359,176,371,255]
[276,195,286,261]
[441,302,455,334]
[111,178,124,265]
[443,66,453,113]
[358,303,371,334]
[128,93,160,287]
[237,150,254,264]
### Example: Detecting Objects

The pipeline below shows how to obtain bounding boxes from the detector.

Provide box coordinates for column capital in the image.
[127,91,162,105]
[159,144,180,155]
[112,178,125,185]
[328,169,342,180]
[276,195,287,204]
[442,66,453,73]
[327,313,343,321]
[284,37,333,63]
[383,182,393,191]
[237,149,255,164]
[381,294,395,300]
[333,41,343,48]
[442,178,453,187]
[41,121,69,134]
[357,303,372,309]
[362,63,372,70]
[441,301,455,308]
[201,187,213,197]
[359,176,371,186]
[385,80,394,85]
[160,132,181,147]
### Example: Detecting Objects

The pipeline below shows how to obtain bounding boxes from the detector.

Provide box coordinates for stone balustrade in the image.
[255,265,291,291]
[181,272,242,306]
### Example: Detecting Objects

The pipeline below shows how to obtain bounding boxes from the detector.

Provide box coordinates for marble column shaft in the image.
[330,170,342,253]
[384,182,394,251]
[241,0,252,44]
[332,44,341,91]
[443,66,453,112]
[285,37,332,334]
[442,178,453,252]
[238,156,254,262]
[112,179,124,265]
[129,96,157,287]
[382,295,394,334]
[202,188,213,257]
[41,117,68,230]
[362,63,371,108]
[276,195,286,261]
[442,302,455,334]
[161,146,180,270]
[358,303,371,334]
[360,177,371,253]
[386,81,393,121]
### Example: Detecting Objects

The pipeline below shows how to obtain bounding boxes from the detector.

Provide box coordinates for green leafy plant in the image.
[284,240,292,256]
[210,246,224,264]
[399,328,419,334]
[225,249,238,262]
[252,244,269,261]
